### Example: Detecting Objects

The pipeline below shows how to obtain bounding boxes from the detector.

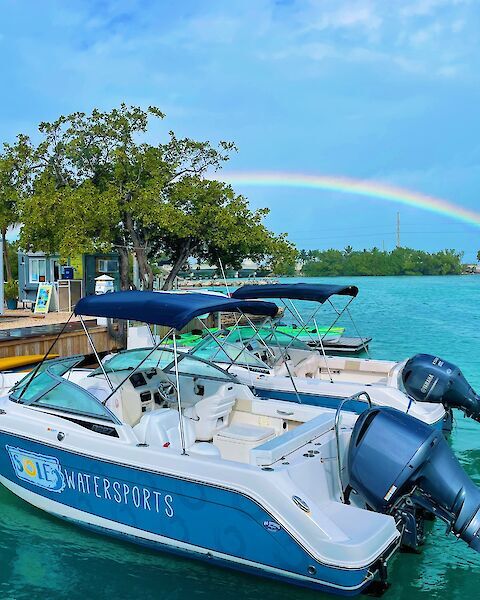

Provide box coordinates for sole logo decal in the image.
[6,445,65,493]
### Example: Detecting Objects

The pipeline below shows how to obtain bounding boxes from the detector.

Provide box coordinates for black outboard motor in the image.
[348,407,480,552]
[402,353,480,422]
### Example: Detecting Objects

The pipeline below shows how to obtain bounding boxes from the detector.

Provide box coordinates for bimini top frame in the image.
[73,290,280,455]
[230,282,369,371]
[75,290,279,330]
[231,283,358,304]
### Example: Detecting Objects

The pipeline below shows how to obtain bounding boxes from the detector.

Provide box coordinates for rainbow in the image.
[217,171,480,228]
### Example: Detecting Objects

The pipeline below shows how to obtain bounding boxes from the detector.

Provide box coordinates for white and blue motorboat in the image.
[1,291,480,595]
[179,283,480,433]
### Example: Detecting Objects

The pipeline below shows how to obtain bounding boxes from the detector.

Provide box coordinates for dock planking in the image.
[0,320,122,360]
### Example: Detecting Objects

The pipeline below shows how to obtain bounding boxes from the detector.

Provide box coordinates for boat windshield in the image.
[173,355,237,381]
[97,348,174,374]
[98,347,237,383]
[11,356,85,396]
[10,358,117,422]
[190,335,270,369]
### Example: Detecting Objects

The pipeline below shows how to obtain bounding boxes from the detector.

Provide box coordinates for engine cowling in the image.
[348,407,480,551]
[402,353,480,422]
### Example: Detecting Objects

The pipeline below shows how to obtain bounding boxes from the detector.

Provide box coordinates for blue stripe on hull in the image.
[0,431,372,595]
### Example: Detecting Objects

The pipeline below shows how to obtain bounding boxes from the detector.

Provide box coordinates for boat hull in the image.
[0,430,379,596]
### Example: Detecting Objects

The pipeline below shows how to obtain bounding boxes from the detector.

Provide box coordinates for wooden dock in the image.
[308,336,372,355]
[0,320,122,360]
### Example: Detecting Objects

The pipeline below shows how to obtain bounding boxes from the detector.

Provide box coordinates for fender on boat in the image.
[347,407,480,552]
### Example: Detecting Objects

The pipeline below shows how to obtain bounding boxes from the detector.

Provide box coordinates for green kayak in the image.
[164,324,344,348]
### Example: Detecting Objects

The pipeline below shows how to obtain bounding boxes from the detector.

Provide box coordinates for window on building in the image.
[97,258,119,273]
[29,258,47,283]
[51,259,61,281]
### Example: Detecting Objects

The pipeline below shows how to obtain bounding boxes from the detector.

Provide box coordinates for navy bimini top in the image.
[75,290,279,330]
[232,283,358,304]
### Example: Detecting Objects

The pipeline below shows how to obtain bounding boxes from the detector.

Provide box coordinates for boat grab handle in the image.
[277,409,294,416]
[334,391,372,503]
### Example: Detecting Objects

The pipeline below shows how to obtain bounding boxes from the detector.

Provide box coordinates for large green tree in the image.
[0,136,33,280]
[19,104,293,290]
[143,176,295,288]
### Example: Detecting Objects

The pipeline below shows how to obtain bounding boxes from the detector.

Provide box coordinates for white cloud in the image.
[250,0,478,82]
[399,0,470,18]
[301,0,382,33]
[437,64,462,77]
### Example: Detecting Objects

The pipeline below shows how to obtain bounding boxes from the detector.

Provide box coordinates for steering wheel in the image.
[157,381,176,403]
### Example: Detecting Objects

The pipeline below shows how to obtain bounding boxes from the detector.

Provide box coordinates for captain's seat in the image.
[294,354,322,379]
[183,384,236,441]
[273,359,295,377]
[134,409,220,458]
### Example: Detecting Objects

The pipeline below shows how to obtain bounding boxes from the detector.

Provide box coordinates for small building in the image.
[189,258,261,280]
[463,264,480,274]
[18,251,121,306]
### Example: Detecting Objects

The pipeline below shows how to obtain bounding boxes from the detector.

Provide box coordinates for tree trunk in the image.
[124,212,154,290]
[2,230,11,281]
[118,246,131,290]
[162,242,192,290]
[134,247,154,290]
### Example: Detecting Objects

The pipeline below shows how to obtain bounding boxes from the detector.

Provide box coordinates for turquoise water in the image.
[1,275,480,599]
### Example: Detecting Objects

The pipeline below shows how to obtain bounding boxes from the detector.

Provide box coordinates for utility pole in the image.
[396,212,401,248]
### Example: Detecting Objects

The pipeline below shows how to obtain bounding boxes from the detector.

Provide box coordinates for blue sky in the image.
[2,0,480,259]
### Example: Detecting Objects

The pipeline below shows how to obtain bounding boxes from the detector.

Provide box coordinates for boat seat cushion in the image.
[214,423,276,463]
[294,354,322,379]
[134,408,195,448]
[250,412,335,466]
[183,384,236,441]
[134,409,221,458]
[273,360,295,377]
[216,423,275,443]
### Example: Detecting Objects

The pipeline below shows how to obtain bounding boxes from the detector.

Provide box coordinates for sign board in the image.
[69,255,84,280]
[34,284,54,315]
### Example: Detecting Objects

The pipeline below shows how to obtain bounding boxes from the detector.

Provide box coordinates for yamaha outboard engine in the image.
[348,407,480,552]
[402,353,480,422]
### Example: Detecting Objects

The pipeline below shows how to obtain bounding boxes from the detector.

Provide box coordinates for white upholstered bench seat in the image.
[250,412,335,466]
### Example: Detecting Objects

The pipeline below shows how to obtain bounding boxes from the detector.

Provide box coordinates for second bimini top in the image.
[232,283,359,304]
[75,290,279,330]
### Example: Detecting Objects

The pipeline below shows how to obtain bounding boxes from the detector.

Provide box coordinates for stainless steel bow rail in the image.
[334,391,372,503]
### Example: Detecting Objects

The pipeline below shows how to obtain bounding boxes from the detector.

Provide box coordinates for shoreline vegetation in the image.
[293,247,464,277]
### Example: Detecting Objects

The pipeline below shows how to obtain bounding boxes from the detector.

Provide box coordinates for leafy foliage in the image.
[4,279,19,300]
[0,136,35,280]
[17,104,293,289]
[301,247,464,276]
